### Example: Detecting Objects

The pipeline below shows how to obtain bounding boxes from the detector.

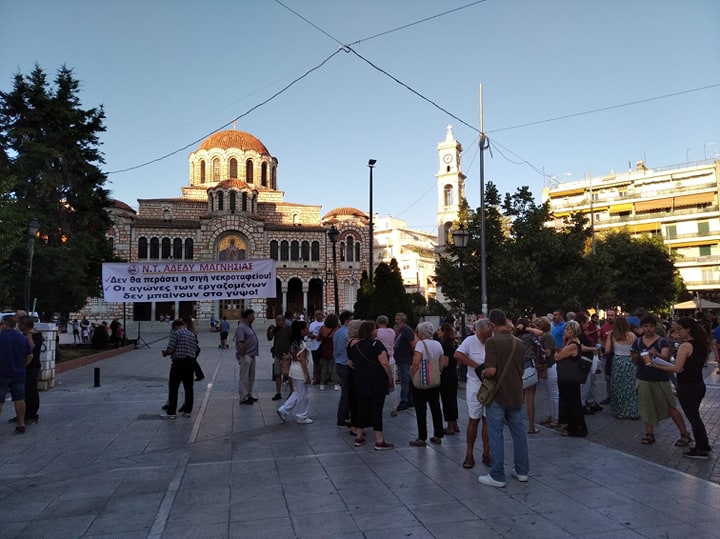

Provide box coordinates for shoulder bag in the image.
[412,340,441,389]
[477,338,518,406]
[556,342,592,384]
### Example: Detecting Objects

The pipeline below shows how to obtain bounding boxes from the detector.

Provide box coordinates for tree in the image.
[354,260,414,325]
[0,65,114,316]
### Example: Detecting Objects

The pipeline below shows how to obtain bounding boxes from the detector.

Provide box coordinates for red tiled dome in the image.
[198,130,269,154]
[323,207,368,219]
[214,179,251,190]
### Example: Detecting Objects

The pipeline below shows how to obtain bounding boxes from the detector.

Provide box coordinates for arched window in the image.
[261,162,268,186]
[209,193,214,212]
[301,241,310,261]
[290,240,300,261]
[161,237,171,259]
[138,237,148,259]
[311,241,320,261]
[280,240,289,261]
[173,238,183,259]
[346,236,354,262]
[270,240,279,260]
[246,159,253,183]
[217,191,224,211]
[444,184,454,206]
[150,238,160,258]
[242,192,248,211]
[184,238,194,259]
[229,158,238,178]
[271,166,277,189]
[212,157,221,181]
[355,242,361,263]
[229,191,236,213]
[200,160,206,183]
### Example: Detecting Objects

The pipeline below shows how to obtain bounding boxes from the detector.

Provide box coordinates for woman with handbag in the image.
[347,320,394,450]
[515,318,540,434]
[554,320,588,437]
[276,321,314,424]
[409,322,448,447]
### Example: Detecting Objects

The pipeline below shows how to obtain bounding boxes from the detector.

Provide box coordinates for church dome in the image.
[198,130,269,154]
[323,207,368,220]
[213,179,252,190]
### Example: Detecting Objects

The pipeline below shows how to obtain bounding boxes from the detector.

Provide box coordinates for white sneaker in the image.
[319,385,326,391]
[478,474,506,488]
[277,409,288,422]
[511,470,529,482]
[334,384,340,391]
[296,417,314,424]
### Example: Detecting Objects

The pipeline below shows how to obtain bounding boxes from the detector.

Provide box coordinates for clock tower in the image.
[436,125,466,247]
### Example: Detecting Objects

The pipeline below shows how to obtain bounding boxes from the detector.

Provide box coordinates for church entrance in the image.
[220,298,245,321]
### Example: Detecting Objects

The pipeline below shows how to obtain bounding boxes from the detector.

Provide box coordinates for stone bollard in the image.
[37,322,57,391]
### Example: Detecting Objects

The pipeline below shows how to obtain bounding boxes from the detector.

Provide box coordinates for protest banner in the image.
[102,260,276,303]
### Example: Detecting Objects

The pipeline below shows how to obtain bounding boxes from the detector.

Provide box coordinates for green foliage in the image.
[435,185,683,318]
[0,64,114,316]
[354,260,415,326]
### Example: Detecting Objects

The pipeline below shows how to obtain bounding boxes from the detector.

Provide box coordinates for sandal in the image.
[674,434,692,447]
[641,433,655,445]
[462,457,475,469]
[528,428,540,434]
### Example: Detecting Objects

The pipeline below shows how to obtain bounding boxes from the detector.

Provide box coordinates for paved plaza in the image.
[1,323,719,538]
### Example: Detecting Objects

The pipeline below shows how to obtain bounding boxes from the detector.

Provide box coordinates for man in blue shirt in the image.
[551,310,566,349]
[334,310,353,427]
[0,314,33,433]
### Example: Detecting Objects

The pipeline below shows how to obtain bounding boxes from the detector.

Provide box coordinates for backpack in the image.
[320,328,337,359]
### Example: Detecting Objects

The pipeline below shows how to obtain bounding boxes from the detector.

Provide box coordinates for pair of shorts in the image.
[272,357,282,379]
[0,375,26,402]
[466,379,485,420]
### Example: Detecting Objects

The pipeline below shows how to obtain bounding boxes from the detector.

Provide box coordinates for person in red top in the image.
[598,309,617,405]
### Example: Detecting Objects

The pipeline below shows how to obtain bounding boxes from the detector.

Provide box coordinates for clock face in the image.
[443,154,453,164]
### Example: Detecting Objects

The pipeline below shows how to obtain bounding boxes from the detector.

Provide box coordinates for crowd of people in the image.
[154,304,716,485]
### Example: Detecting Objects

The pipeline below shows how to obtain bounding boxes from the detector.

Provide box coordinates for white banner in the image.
[102,260,276,303]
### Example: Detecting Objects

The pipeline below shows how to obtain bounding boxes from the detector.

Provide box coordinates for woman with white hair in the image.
[409,321,448,446]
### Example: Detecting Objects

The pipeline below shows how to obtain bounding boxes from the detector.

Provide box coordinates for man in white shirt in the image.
[307,310,325,385]
[454,319,493,469]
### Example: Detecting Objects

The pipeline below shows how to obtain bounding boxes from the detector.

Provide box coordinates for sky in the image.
[2,0,719,233]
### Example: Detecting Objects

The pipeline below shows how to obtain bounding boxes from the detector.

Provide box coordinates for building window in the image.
[698,221,710,235]
[217,191,224,211]
[184,238,194,259]
[209,193,214,212]
[311,241,320,261]
[261,162,268,186]
[290,240,300,261]
[271,166,277,189]
[229,191,236,213]
[246,160,253,183]
[242,192,247,211]
[301,241,310,261]
[666,225,677,239]
[150,238,160,258]
[699,245,712,257]
[138,237,148,259]
[161,237,171,259]
[212,158,220,181]
[229,158,238,178]
[200,160,206,183]
[444,185,454,206]
[346,236,354,262]
[270,240,279,260]
[280,240,289,261]
[173,238,183,259]
[354,242,361,263]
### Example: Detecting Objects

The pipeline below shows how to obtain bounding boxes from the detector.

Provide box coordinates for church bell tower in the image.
[436,125,466,247]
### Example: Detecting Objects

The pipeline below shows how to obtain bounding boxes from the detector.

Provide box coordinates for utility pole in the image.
[479,84,488,318]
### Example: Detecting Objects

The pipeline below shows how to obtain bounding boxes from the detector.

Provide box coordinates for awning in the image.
[609,203,633,213]
[674,192,715,207]
[635,198,673,212]
[630,222,662,232]
[551,187,585,198]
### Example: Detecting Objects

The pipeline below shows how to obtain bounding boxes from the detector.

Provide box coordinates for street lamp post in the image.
[451,224,470,339]
[368,159,376,284]
[327,225,340,314]
[25,218,40,313]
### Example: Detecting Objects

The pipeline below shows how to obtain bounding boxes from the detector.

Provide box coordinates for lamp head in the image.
[327,225,340,243]
[368,159,377,167]
[451,224,470,248]
[27,218,40,237]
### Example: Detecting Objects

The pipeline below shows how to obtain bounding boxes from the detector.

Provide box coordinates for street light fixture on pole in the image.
[25,218,40,313]
[451,224,470,339]
[368,159,377,284]
[327,225,340,314]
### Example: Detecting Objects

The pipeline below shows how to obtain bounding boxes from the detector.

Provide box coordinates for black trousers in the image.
[558,381,587,436]
[167,358,194,414]
[25,366,40,419]
[411,385,444,440]
[677,381,710,451]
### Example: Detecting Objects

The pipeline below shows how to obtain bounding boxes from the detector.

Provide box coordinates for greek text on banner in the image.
[101,260,277,303]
